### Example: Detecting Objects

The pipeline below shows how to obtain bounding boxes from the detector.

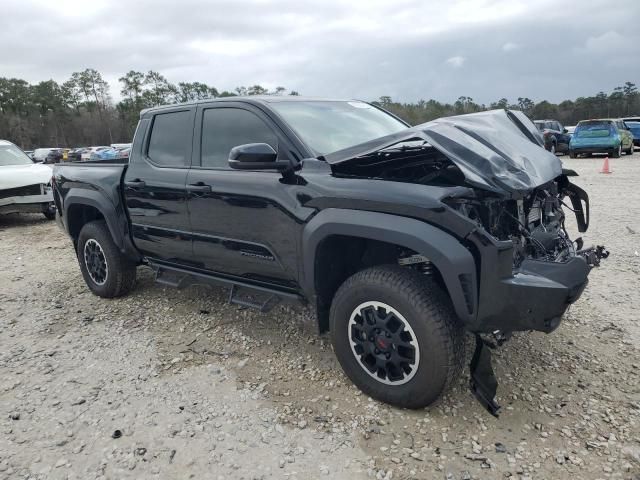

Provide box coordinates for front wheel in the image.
[569,150,577,159]
[77,221,136,298]
[42,204,56,220]
[329,265,465,409]
[626,143,634,155]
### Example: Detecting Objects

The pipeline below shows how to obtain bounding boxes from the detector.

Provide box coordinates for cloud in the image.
[583,31,626,53]
[445,56,466,68]
[0,0,639,104]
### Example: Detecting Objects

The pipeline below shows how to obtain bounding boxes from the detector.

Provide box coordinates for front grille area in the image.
[0,184,42,199]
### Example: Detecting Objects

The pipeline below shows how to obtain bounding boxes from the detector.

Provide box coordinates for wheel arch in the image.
[62,190,140,262]
[301,209,478,332]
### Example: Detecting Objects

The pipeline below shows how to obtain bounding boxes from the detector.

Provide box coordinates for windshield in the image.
[626,121,640,135]
[0,143,34,166]
[574,121,614,138]
[269,101,408,156]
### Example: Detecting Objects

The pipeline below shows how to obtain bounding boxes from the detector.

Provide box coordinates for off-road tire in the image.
[77,220,136,298]
[329,265,465,409]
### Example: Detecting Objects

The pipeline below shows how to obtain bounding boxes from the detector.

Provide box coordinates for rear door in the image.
[185,102,301,290]
[124,107,195,265]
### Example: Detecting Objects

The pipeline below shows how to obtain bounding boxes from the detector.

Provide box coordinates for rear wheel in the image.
[329,265,465,409]
[77,221,136,298]
[626,143,634,155]
[612,145,622,158]
[569,150,577,159]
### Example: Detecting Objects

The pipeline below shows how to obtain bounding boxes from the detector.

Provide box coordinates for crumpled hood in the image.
[0,163,53,190]
[324,109,563,197]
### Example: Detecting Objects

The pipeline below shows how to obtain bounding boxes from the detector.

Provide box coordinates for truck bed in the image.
[52,162,133,257]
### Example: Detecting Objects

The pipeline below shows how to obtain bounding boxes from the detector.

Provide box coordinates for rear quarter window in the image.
[147,110,193,167]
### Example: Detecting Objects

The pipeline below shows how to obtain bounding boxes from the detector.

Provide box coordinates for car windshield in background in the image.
[269,101,408,156]
[0,143,34,166]
[626,121,640,134]
[574,121,613,138]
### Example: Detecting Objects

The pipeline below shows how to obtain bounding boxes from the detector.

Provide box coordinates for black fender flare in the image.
[63,189,139,260]
[301,208,478,325]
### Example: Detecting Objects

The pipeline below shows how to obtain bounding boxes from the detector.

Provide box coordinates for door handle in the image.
[186,182,212,193]
[125,179,146,188]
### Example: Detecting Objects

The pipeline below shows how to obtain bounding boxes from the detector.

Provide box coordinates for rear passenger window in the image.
[147,111,192,167]
[201,108,277,169]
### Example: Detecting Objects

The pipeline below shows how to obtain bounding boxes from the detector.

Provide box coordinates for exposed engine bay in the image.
[333,140,608,270]
[445,180,609,269]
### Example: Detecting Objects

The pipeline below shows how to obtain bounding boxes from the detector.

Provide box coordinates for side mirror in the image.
[228,143,289,171]
[563,128,568,133]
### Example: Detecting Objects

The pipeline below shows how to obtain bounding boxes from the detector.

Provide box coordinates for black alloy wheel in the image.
[348,301,420,385]
[83,238,109,285]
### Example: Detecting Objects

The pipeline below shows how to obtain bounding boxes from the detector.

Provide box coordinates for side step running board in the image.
[151,262,302,313]
[228,284,280,313]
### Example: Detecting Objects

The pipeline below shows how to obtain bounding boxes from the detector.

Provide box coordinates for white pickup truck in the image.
[0,140,56,220]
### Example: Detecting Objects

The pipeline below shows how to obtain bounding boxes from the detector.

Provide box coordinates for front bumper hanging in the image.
[469,335,501,417]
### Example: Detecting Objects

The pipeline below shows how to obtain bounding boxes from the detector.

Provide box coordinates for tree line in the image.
[0,68,299,149]
[0,68,637,149]
[375,82,639,128]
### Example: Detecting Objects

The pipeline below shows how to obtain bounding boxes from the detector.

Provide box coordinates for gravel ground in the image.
[1,156,639,480]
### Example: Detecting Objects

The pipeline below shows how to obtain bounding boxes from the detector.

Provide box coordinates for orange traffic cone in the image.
[600,156,611,174]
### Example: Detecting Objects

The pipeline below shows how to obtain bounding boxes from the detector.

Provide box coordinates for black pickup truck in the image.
[52,97,607,415]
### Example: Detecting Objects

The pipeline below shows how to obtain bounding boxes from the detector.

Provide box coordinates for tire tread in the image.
[77,221,136,298]
[330,265,465,408]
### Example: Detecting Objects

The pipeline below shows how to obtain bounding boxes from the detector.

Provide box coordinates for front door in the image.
[124,107,195,265]
[185,103,301,290]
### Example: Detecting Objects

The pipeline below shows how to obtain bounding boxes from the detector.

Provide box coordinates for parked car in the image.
[52,99,608,415]
[67,148,87,162]
[90,147,120,161]
[116,146,131,160]
[533,119,571,154]
[625,121,640,149]
[565,125,576,137]
[44,148,64,164]
[32,148,58,163]
[81,146,109,161]
[1,140,56,219]
[569,119,634,158]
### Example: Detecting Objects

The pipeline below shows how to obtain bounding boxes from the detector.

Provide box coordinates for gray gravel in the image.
[1,155,639,479]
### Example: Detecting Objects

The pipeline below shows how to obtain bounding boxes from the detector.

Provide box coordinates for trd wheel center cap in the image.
[375,336,390,351]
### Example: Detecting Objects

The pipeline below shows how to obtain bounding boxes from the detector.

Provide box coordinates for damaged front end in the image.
[326,109,608,416]
[445,169,609,416]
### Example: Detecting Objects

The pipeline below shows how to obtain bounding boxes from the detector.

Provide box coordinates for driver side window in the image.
[200,108,278,169]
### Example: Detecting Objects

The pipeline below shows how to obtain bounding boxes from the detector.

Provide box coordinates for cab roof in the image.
[140,96,359,116]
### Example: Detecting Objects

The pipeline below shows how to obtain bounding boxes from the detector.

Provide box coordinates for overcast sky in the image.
[3,0,639,104]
